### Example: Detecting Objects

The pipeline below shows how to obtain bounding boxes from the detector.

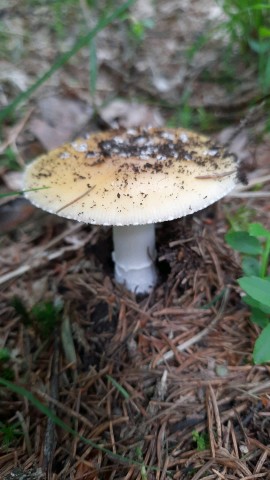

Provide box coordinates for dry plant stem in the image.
[155,288,230,365]
[43,336,59,475]
[255,451,269,473]
[224,101,265,146]
[0,223,95,285]
[209,385,222,449]
[236,172,270,191]
[229,170,270,198]
[0,245,80,285]
[0,108,33,158]
[15,410,32,456]
[229,192,270,198]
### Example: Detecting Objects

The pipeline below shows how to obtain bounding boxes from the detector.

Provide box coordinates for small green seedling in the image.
[0,420,22,448]
[129,18,154,42]
[0,147,21,171]
[225,222,270,364]
[0,348,14,381]
[0,348,10,362]
[192,430,209,451]
[134,446,148,480]
[226,205,255,232]
[217,0,270,93]
[0,1,135,123]
[12,297,63,339]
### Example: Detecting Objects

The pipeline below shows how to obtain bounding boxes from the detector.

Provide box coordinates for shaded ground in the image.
[1,1,270,479]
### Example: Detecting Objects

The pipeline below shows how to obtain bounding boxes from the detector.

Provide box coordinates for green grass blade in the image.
[0,187,49,199]
[89,38,98,97]
[0,377,143,466]
[0,0,135,122]
[106,375,130,399]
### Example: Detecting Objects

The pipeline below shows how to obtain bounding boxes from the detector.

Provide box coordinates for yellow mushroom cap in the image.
[24,127,241,226]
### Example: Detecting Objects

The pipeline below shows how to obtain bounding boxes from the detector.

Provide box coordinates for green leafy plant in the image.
[226,205,255,232]
[31,301,63,338]
[217,1,270,92]
[0,349,10,363]
[0,147,21,171]
[134,446,148,480]
[0,348,14,381]
[128,17,154,42]
[0,0,135,124]
[0,420,22,448]
[0,187,50,199]
[0,367,14,381]
[192,430,209,451]
[0,377,157,471]
[12,297,63,339]
[167,91,216,132]
[225,222,270,363]
[184,2,270,129]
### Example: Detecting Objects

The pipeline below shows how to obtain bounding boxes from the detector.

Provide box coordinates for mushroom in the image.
[24,127,243,293]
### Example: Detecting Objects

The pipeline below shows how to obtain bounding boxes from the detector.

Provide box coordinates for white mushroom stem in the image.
[112,224,157,293]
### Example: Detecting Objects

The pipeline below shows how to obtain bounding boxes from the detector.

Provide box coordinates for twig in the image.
[56,186,95,214]
[236,172,270,191]
[0,108,34,160]
[229,170,270,198]
[247,437,270,456]
[229,192,270,198]
[254,450,269,474]
[155,288,230,365]
[0,244,81,285]
[209,385,222,449]
[207,389,216,458]
[15,410,32,456]
[43,335,60,475]
[153,307,211,317]
[191,459,215,480]
[0,223,95,285]
[223,100,266,146]
[195,170,236,179]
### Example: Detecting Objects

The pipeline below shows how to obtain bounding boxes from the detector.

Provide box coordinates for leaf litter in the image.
[1,0,270,479]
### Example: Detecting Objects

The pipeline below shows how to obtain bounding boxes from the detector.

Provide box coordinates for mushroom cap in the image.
[24,127,241,226]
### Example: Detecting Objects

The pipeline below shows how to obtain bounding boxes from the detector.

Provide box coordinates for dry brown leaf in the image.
[30,96,93,150]
[100,99,164,128]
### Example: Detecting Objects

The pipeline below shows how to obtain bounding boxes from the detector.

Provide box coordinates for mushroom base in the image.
[112,224,157,294]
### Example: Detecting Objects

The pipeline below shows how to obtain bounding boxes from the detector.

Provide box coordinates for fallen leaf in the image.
[100,99,164,128]
[0,197,35,233]
[30,96,93,150]
[2,171,24,191]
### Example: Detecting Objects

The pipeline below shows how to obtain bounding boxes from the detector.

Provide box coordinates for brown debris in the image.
[1,204,270,479]
[2,0,270,478]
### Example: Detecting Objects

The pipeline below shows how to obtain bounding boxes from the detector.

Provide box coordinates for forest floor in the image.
[1,1,270,479]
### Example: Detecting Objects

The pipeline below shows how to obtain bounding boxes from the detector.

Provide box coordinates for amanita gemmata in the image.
[24,127,243,293]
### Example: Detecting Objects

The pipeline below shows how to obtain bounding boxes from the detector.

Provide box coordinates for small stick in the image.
[0,108,34,159]
[195,170,236,179]
[56,186,95,213]
[43,335,60,475]
[228,192,270,198]
[155,288,230,365]
[236,172,270,191]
